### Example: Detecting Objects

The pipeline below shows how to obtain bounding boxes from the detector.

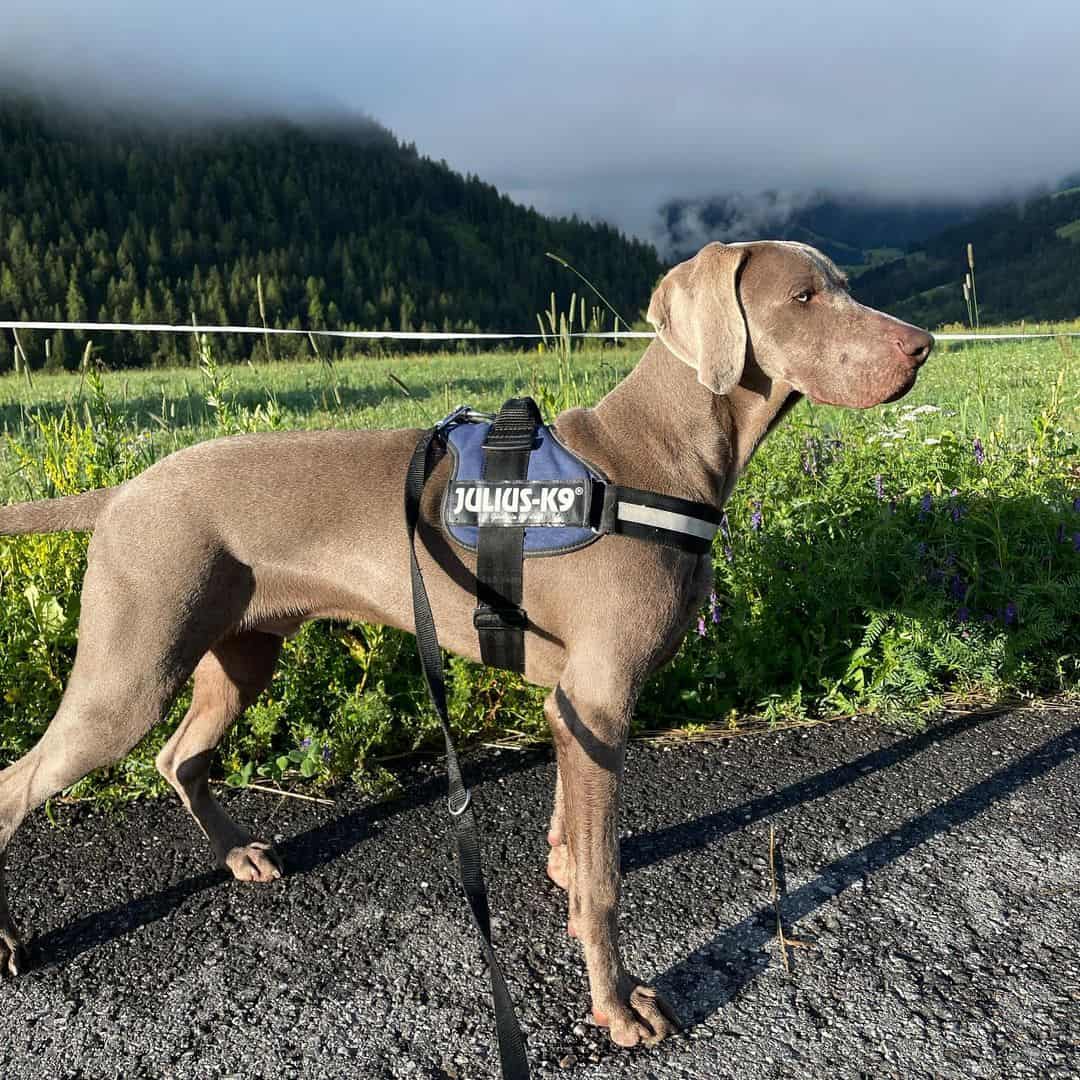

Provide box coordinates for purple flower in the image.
[696,615,707,637]
[1004,602,1018,626]
[874,474,885,500]
[719,512,731,540]
[723,545,734,563]
[322,746,332,762]
[1074,531,1080,552]
[709,591,722,623]
[301,737,312,750]
[1073,497,1080,514]
[750,501,763,531]
[973,437,985,466]
[949,575,966,601]
[919,493,932,519]
[917,542,928,558]
[957,606,970,624]
[983,612,996,624]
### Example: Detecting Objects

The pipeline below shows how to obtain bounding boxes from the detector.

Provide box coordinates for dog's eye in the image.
[793,291,812,304]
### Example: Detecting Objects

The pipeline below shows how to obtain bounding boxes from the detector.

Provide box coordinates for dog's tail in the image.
[0,487,115,536]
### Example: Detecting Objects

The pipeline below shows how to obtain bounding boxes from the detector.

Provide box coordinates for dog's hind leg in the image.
[0,532,253,976]
[155,632,284,883]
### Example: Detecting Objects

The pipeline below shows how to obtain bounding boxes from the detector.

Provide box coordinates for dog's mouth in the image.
[807,362,921,409]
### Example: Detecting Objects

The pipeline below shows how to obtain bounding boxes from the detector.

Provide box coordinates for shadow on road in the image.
[652,719,1080,1028]
[27,703,1077,1012]
[28,746,546,970]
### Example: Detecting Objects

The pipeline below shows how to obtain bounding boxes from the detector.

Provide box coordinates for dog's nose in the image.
[897,329,933,367]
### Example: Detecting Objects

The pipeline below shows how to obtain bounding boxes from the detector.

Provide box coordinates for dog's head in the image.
[646,240,932,408]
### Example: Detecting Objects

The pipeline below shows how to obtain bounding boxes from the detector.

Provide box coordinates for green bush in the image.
[1,348,1077,802]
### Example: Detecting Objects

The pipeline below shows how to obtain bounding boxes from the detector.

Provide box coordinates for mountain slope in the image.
[853,187,1080,327]
[0,98,662,371]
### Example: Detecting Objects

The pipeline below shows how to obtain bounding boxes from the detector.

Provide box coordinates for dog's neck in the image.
[559,341,800,509]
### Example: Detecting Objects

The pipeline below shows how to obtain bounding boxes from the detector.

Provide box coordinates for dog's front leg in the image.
[545,678,679,1047]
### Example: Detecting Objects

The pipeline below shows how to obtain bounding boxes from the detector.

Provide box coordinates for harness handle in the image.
[404,425,531,1080]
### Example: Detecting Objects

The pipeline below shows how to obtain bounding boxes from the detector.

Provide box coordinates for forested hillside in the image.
[853,187,1080,327]
[0,99,661,371]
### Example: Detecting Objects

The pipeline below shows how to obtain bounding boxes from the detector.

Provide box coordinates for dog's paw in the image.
[224,841,283,884]
[592,982,681,1048]
[0,926,25,978]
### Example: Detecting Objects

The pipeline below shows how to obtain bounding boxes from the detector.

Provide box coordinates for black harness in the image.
[404,397,719,1078]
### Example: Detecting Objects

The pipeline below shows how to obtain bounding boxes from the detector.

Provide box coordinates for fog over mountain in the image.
[4,1,1079,248]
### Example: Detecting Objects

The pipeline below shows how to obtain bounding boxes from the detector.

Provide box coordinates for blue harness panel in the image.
[442,418,604,555]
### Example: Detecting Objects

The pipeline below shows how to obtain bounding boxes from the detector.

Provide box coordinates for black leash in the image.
[404,423,530,1080]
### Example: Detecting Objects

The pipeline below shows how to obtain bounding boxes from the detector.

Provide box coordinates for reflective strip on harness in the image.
[615,500,718,541]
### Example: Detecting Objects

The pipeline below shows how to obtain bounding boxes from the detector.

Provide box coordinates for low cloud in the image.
[3,1,1078,244]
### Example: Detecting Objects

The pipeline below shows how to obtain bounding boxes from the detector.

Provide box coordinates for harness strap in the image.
[474,398,542,673]
[404,426,530,1080]
[597,483,721,555]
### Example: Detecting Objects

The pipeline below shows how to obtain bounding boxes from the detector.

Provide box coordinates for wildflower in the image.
[750,501,763,531]
[919,493,932,519]
[723,545,734,563]
[1004,602,1018,626]
[957,606,970,623]
[1074,531,1080,552]
[1074,497,1080,513]
[917,541,928,558]
[709,592,722,623]
[696,615,707,637]
[874,474,885,500]
[719,512,731,540]
[973,437,985,465]
[949,575,966,602]
[983,612,996,624]
[301,737,312,750]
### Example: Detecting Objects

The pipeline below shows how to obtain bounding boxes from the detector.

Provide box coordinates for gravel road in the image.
[1,701,1077,1079]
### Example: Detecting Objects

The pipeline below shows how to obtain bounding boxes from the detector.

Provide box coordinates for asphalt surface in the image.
[0,701,1077,1080]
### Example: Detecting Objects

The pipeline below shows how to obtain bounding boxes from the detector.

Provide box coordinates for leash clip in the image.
[435,405,494,434]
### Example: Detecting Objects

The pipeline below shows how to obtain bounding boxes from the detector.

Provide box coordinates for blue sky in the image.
[4,1,1079,243]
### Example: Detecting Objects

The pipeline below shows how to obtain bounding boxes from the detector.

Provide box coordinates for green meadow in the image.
[0,331,1077,801]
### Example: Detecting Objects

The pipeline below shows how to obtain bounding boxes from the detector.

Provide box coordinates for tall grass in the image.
[0,330,1077,802]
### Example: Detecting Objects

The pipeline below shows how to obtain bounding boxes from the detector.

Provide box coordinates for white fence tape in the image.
[0,321,652,341]
[1,320,1079,343]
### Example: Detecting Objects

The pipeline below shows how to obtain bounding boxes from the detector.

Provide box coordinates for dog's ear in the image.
[647,242,749,395]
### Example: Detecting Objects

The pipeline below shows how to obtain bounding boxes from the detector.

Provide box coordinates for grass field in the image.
[1,331,1077,801]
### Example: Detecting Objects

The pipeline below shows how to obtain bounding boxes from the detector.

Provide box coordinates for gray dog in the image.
[0,241,931,1047]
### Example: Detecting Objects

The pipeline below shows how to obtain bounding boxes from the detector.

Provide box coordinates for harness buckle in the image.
[435,405,494,433]
[473,603,528,631]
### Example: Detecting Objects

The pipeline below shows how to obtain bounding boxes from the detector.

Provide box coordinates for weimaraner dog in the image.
[0,241,932,1047]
